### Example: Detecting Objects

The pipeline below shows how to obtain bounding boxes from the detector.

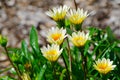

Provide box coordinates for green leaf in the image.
[84,41,90,56]
[21,40,29,59]
[106,26,116,42]
[66,28,73,35]
[30,26,40,56]
[101,42,117,58]
[114,46,120,59]
[60,69,66,80]
[61,49,69,70]
[0,76,16,80]
[72,46,80,63]
[35,64,47,80]
[65,19,70,28]
[7,48,19,53]
[61,40,69,67]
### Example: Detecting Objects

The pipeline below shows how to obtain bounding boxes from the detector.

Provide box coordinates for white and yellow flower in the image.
[46,5,69,21]
[93,58,116,74]
[67,8,89,25]
[41,44,63,62]
[69,31,90,47]
[47,27,66,45]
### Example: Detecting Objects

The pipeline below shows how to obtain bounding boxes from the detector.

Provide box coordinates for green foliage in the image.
[0,76,15,80]
[1,25,120,80]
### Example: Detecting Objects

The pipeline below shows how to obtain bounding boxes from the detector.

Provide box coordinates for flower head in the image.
[67,8,89,25]
[93,58,116,74]
[47,27,66,45]
[41,44,63,62]
[69,31,90,47]
[46,5,69,21]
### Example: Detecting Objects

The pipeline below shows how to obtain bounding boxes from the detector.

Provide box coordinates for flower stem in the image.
[4,47,22,80]
[73,0,77,10]
[66,38,72,80]
[51,62,57,80]
[61,53,70,80]
[80,47,87,80]
[101,74,108,80]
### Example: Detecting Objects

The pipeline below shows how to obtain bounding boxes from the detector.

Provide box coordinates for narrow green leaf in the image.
[30,26,40,55]
[65,19,70,28]
[114,46,120,59]
[61,49,69,69]
[21,40,28,59]
[84,41,90,56]
[35,64,47,80]
[106,26,116,42]
[101,42,117,58]
[0,76,15,80]
[91,41,103,55]
[61,40,69,67]
[7,48,19,53]
[66,28,73,35]
[60,69,66,80]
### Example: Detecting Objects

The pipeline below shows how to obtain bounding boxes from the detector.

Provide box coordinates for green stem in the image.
[61,41,70,80]
[66,38,72,80]
[101,74,108,80]
[51,62,56,80]
[61,53,70,80]
[4,47,22,80]
[80,47,87,80]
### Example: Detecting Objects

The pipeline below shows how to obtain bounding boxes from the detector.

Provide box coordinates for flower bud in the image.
[0,35,7,47]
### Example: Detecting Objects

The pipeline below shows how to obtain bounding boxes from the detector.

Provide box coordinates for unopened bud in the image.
[0,35,7,47]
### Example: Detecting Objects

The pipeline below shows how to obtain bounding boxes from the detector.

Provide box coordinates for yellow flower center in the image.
[99,64,107,69]
[51,33,62,41]
[72,14,79,19]
[72,36,87,47]
[75,36,84,41]
[46,50,57,55]
[52,11,66,21]
[69,14,86,24]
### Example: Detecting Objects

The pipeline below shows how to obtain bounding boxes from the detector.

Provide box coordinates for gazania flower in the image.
[46,5,69,21]
[93,58,116,74]
[67,8,89,25]
[41,44,63,62]
[47,27,66,45]
[69,31,90,47]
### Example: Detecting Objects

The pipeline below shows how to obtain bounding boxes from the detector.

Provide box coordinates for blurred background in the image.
[0,0,120,77]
